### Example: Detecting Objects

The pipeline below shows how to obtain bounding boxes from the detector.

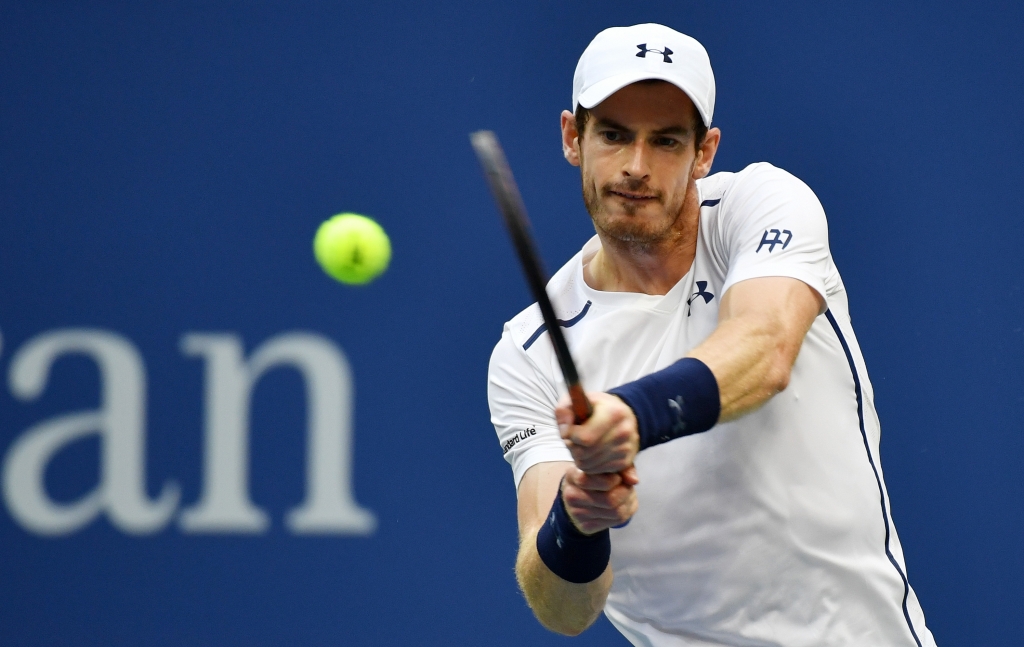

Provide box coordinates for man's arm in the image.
[556,276,823,473]
[519,276,820,628]
[514,461,637,636]
[690,275,823,421]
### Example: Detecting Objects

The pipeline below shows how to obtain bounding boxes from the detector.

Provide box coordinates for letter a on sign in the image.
[2,330,179,536]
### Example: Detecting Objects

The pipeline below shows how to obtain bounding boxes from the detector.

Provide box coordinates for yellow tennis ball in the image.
[313,213,391,285]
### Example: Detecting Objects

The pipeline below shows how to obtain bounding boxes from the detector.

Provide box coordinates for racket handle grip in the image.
[568,383,593,425]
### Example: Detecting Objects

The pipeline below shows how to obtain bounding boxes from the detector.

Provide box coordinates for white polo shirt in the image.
[488,163,936,647]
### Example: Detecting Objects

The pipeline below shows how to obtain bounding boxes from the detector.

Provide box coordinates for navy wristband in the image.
[608,357,720,450]
[535,484,610,584]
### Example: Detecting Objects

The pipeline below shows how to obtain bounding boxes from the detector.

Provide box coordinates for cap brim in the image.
[576,70,711,127]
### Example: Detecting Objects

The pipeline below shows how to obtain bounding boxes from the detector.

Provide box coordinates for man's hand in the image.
[555,391,640,475]
[562,465,639,535]
[515,461,623,636]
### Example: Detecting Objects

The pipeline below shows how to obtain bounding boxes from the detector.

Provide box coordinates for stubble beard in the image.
[581,172,690,253]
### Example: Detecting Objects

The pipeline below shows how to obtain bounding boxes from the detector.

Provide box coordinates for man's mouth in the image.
[608,189,659,201]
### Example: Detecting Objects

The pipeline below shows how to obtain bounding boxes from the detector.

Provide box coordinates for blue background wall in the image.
[1,1,1021,644]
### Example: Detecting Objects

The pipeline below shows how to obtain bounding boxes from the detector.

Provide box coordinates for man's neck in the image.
[583,189,700,296]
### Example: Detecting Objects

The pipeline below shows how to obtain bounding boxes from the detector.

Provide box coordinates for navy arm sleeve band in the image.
[608,357,720,450]
[535,483,610,584]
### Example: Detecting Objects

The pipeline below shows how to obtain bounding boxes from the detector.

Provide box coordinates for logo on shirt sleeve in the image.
[756,229,793,253]
[501,426,537,455]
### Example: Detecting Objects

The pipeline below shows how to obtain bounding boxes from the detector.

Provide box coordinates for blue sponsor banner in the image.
[1,2,1022,645]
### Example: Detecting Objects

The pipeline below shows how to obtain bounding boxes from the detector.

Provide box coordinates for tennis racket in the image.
[470,130,592,425]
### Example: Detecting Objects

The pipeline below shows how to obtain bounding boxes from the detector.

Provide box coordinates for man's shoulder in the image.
[699,162,807,203]
[500,243,591,352]
[700,162,822,234]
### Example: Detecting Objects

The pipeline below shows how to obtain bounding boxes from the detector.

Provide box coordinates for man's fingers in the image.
[558,393,640,479]
[568,498,631,522]
[565,468,621,492]
[620,465,640,486]
[575,404,624,446]
[564,476,634,509]
[563,481,639,533]
[554,395,574,437]
[564,436,635,475]
[572,446,633,474]
[558,391,625,445]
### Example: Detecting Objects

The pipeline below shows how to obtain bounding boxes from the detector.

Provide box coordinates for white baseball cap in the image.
[572,23,716,127]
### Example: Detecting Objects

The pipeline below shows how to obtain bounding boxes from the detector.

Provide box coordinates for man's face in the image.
[566,82,708,247]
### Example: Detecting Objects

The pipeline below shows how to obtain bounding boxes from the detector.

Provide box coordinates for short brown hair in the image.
[574,83,708,151]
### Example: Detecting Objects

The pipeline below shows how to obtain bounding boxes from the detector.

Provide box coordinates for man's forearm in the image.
[690,278,821,422]
[515,526,612,636]
[689,314,798,421]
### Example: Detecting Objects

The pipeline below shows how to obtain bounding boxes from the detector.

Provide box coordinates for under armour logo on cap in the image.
[636,44,673,63]
[571,24,716,127]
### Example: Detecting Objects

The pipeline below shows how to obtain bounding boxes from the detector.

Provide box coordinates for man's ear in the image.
[560,110,581,167]
[692,127,721,180]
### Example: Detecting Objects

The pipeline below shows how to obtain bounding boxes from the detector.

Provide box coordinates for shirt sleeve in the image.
[487,328,572,490]
[719,164,831,305]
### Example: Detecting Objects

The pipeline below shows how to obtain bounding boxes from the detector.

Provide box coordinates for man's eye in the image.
[602,131,623,142]
[656,137,680,148]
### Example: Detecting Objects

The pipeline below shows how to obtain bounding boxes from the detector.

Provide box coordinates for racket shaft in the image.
[567,383,592,425]
[470,130,593,423]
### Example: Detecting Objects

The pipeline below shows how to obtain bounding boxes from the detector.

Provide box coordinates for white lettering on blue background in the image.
[0,328,376,537]
[3,330,180,536]
[179,332,376,536]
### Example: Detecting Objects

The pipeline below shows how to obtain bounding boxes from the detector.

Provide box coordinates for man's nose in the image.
[623,141,651,179]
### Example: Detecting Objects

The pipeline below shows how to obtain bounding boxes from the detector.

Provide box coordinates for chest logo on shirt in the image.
[687,281,715,316]
[757,228,793,253]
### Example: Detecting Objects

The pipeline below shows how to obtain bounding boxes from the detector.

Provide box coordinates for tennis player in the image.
[487,23,937,646]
